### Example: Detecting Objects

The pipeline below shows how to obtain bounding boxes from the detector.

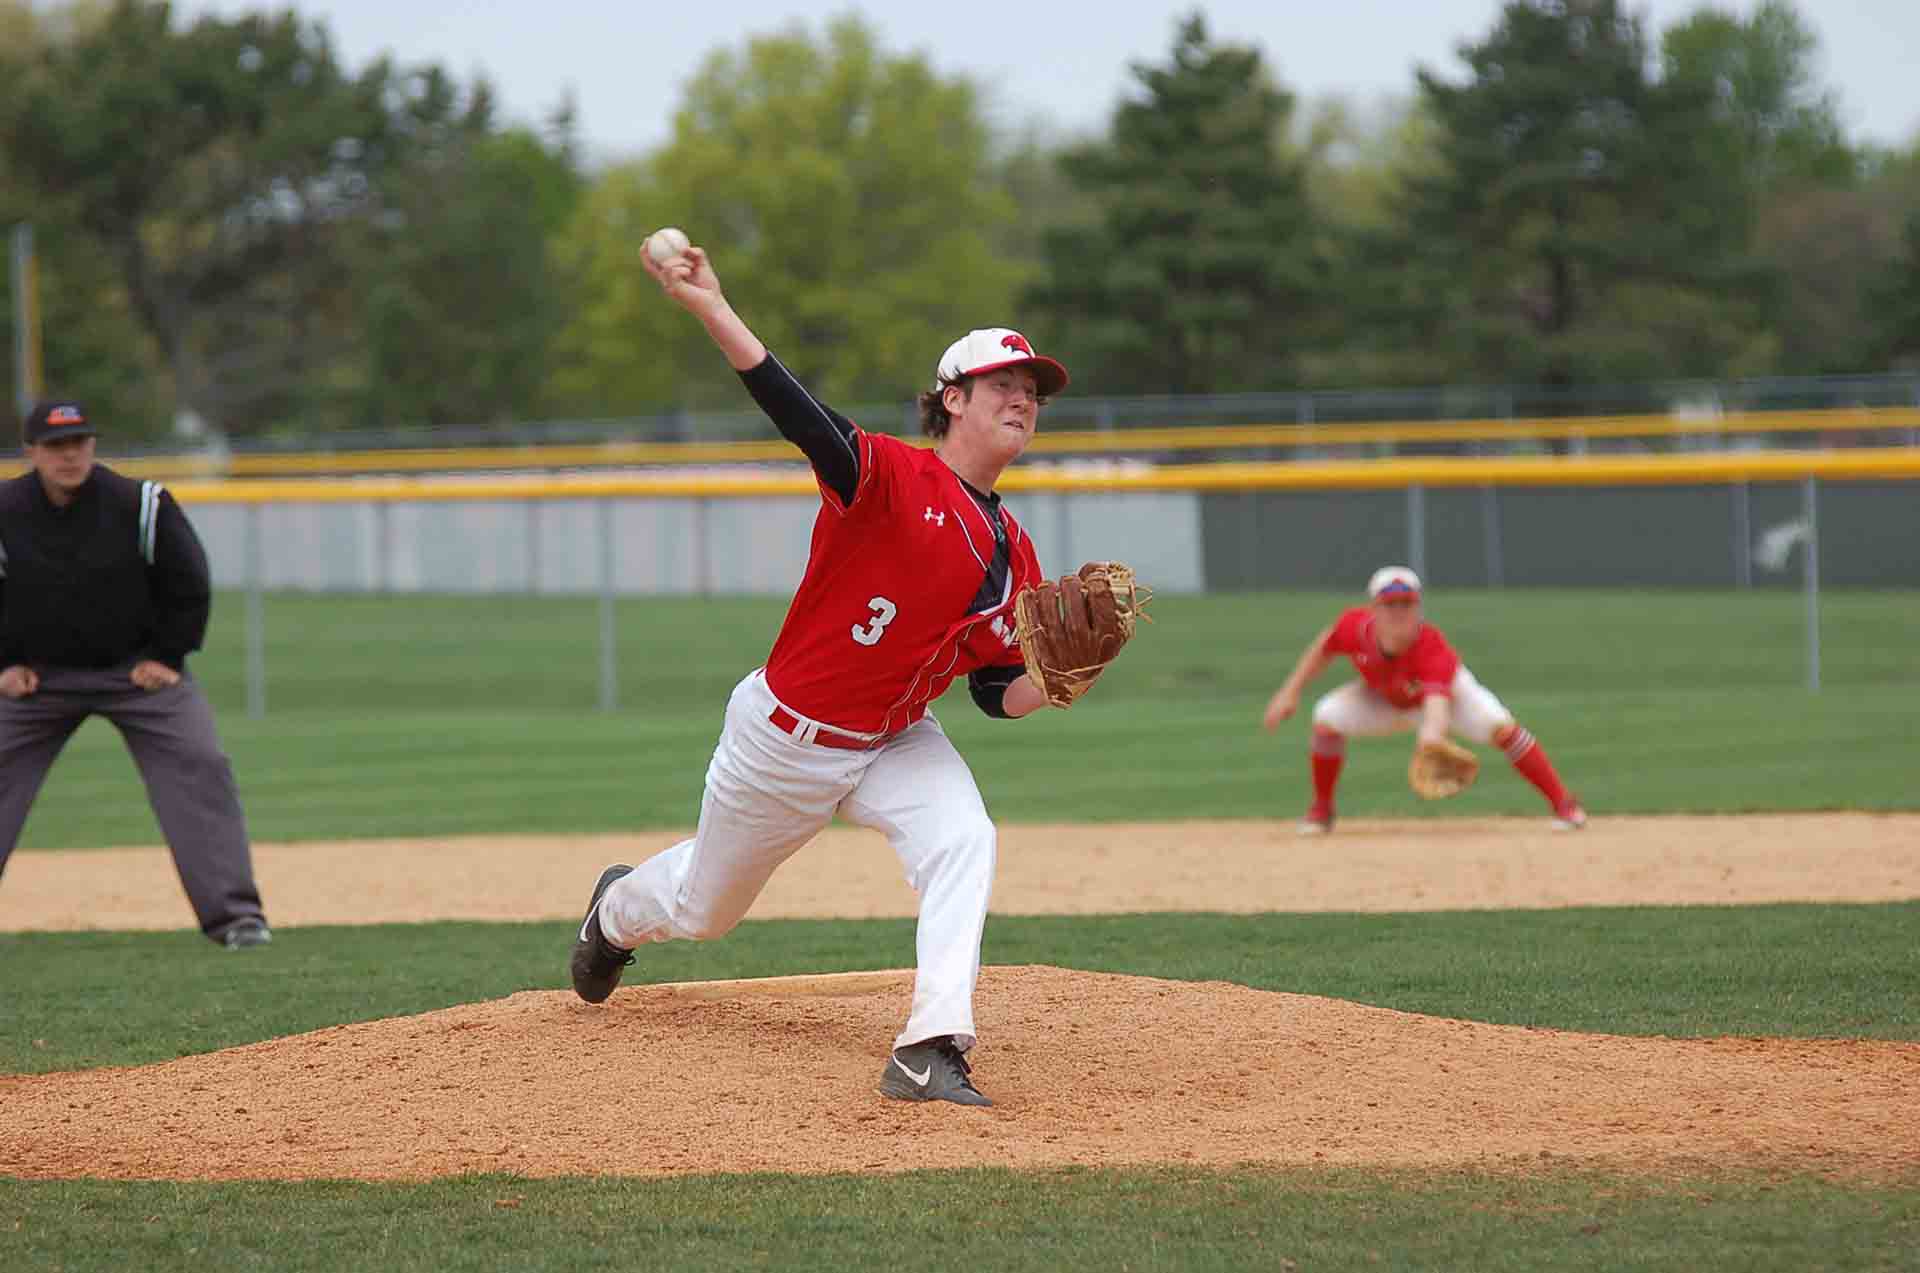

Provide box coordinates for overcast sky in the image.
[178,1,1919,161]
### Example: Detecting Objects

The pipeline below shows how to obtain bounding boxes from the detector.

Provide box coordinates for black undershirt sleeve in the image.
[738,352,860,506]
[968,663,1026,719]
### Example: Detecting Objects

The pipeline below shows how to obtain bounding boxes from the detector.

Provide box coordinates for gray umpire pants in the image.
[0,663,266,942]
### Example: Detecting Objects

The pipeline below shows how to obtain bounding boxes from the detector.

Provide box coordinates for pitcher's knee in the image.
[908,811,995,891]
[671,887,746,941]
[677,910,741,941]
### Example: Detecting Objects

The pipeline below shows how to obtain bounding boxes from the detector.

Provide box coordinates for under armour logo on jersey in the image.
[924,507,945,526]
[1000,333,1033,356]
[990,614,1016,646]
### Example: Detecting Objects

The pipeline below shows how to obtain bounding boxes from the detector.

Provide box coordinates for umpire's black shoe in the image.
[220,919,272,950]
[570,864,636,1004]
[879,1035,993,1107]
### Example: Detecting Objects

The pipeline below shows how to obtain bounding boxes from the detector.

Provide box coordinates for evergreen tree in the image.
[1026,12,1317,396]
[1394,0,1775,386]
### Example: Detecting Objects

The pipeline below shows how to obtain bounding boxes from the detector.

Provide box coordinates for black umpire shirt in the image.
[0,464,213,671]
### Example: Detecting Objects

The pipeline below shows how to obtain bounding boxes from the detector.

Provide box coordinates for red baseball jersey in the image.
[764,429,1041,735]
[1321,607,1460,710]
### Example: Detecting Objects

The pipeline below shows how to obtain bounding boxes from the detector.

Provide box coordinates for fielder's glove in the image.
[1013,561,1151,708]
[1409,737,1480,800]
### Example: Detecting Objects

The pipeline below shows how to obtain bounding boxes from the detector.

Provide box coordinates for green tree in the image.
[1870,209,1920,369]
[352,98,583,431]
[1751,184,1908,374]
[1661,0,1855,194]
[543,161,685,419]
[1392,0,1775,385]
[1659,1,1878,374]
[2,1,413,437]
[991,122,1096,278]
[1295,95,1441,235]
[1292,94,1455,386]
[0,0,170,437]
[547,16,1020,420]
[1026,12,1317,395]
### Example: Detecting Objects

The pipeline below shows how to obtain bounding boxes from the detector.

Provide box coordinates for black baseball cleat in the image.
[879,1035,993,1106]
[569,864,636,1004]
[220,919,272,950]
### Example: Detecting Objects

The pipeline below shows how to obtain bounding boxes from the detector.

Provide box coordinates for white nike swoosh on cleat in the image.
[892,1056,932,1086]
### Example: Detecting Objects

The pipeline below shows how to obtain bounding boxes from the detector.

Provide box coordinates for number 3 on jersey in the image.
[851,596,898,646]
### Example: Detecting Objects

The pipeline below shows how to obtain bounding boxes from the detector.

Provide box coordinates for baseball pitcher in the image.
[567,232,1143,1107]
[1262,566,1587,833]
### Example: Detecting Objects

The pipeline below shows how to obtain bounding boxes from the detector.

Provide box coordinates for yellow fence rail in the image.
[124,404,1920,480]
[166,446,1920,504]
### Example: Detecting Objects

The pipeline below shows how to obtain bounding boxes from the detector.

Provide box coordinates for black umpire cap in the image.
[23,400,96,445]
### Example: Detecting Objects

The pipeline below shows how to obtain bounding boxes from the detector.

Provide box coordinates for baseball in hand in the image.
[645,226,691,265]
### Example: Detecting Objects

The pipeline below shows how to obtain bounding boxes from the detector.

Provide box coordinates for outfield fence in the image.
[166,449,1919,715]
[118,404,1920,479]
[108,368,1920,470]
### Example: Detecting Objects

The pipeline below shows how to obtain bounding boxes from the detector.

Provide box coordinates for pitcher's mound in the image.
[4,965,1916,1181]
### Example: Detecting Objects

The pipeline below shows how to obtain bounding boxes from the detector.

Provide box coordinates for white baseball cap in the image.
[934,328,1069,397]
[1367,565,1423,600]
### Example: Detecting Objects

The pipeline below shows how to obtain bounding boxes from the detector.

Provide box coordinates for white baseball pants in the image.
[596,669,996,1052]
[1311,666,1516,743]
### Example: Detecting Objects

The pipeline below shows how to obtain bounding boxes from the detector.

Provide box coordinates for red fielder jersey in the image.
[1321,607,1460,710]
[764,429,1041,735]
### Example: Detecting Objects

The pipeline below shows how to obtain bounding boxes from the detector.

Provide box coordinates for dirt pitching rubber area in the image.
[3,813,1917,1182]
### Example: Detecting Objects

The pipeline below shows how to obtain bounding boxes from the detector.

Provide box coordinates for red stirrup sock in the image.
[1310,727,1345,812]
[1497,725,1570,810]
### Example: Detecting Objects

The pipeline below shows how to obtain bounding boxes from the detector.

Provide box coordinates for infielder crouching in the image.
[1263,566,1587,832]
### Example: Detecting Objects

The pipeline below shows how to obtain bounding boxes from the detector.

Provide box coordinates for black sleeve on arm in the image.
[738,352,860,506]
[968,663,1027,719]
[144,492,212,670]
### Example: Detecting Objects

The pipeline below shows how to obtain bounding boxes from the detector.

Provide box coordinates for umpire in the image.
[0,400,269,948]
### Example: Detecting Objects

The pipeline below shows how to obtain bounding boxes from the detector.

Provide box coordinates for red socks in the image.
[1497,725,1571,811]
[1310,727,1345,812]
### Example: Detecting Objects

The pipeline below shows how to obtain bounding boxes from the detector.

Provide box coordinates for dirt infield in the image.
[3,813,1917,1183]
[5,812,1917,931]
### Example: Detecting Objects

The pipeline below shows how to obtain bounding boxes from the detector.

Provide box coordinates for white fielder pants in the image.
[596,669,997,1053]
[1311,666,1515,743]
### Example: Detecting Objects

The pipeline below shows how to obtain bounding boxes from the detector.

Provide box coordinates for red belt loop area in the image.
[768,705,888,751]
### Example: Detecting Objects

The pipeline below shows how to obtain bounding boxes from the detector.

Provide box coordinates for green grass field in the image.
[13,588,1919,849]
[3,908,1918,1269]
[4,589,1917,1269]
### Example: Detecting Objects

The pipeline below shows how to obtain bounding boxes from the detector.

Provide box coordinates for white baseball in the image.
[645,226,691,266]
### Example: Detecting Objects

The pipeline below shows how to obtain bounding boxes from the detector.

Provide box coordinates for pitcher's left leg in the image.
[840,715,995,1053]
